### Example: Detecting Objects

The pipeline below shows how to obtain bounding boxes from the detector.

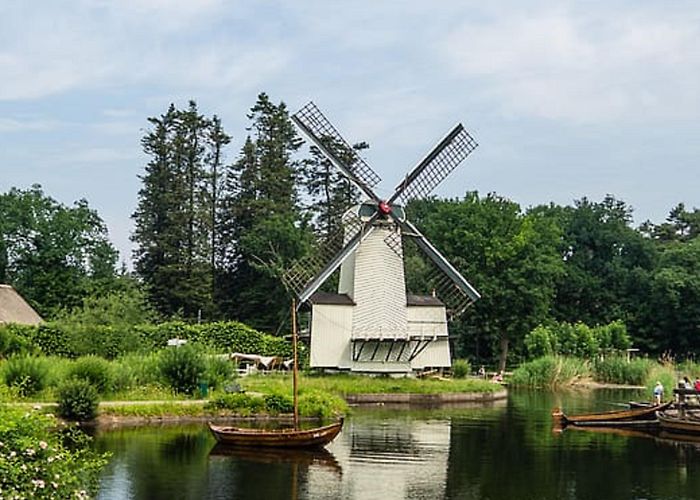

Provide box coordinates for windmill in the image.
[284,102,480,373]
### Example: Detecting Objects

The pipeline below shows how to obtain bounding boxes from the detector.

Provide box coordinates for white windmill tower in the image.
[284,102,480,374]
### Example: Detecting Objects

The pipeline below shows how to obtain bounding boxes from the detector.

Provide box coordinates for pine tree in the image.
[133,102,231,318]
[217,93,312,331]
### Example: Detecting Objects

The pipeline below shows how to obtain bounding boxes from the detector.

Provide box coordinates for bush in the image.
[510,356,590,388]
[206,393,267,415]
[57,379,100,421]
[263,392,294,414]
[524,320,631,360]
[0,324,35,357]
[67,355,113,394]
[0,406,108,497]
[158,344,206,395]
[452,359,471,379]
[298,390,348,419]
[2,355,49,396]
[205,355,235,391]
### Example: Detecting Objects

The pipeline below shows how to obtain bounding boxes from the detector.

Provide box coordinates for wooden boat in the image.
[657,410,700,436]
[209,419,343,448]
[556,401,671,427]
[208,299,343,449]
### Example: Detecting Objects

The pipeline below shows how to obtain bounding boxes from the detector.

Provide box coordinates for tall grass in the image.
[592,356,655,386]
[509,356,590,388]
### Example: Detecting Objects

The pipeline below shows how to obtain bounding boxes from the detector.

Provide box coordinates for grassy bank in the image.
[510,354,683,395]
[240,373,501,395]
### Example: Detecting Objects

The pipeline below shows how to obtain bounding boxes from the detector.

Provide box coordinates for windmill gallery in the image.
[283,102,481,374]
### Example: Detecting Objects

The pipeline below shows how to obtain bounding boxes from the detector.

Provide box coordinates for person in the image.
[478,366,486,379]
[492,370,504,383]
[684,376,693,389]
[653,381,664,405]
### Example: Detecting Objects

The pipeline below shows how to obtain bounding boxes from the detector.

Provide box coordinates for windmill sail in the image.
[390,124,478,205]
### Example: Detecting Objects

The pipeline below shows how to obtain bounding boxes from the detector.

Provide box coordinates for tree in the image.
[218,93,311,331]
[0,185,118,316]
[132,102,231,318]
[300,140,366,239]
[408,192,564,370]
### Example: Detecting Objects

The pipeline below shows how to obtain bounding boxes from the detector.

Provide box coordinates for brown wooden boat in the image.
[208,419,343,448]
[557,401,671,427]
[657,410,700,436]
[207,299,344,449]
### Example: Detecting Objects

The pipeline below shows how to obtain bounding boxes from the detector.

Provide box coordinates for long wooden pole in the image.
[292,298,299,430]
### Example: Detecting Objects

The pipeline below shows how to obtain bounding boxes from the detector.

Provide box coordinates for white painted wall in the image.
[309,303,353,368]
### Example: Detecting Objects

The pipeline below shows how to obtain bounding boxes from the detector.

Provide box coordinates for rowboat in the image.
[657,410,700,436]
[208,419,344,448]
[208,299,343,449]
[555,401,671,427]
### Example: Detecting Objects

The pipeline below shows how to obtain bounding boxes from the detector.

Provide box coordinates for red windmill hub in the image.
[378,201,392,215]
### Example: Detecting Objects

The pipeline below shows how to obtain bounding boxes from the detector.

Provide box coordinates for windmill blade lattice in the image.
[392,125,478,204]
[294,102,382,190]
[282,212,365,297]
[403,237,476,319]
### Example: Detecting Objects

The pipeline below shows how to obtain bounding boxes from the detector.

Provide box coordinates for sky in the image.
[2,0,699,265]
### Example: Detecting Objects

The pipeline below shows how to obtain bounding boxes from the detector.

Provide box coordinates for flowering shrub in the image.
[0,406,108,498]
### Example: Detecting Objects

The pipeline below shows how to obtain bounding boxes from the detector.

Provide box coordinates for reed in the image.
[509,356,590,388]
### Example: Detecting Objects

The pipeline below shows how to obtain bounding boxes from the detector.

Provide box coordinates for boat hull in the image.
[560,401,671,427]
[208,419,343,448]
[657,411,700,436]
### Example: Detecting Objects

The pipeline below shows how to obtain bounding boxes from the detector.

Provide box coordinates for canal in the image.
[95,389,700,499]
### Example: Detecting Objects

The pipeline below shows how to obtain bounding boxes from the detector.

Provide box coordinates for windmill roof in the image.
[309,292,355,306]
[0,284,43,325]
[406,294,444,307]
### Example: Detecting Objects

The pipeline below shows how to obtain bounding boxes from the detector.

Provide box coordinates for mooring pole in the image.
[292,298,299,430]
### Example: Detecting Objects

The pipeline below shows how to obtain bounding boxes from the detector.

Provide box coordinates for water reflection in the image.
[96,393,700,499]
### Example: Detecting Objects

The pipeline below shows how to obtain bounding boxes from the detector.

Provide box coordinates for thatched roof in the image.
[0,285,43,325]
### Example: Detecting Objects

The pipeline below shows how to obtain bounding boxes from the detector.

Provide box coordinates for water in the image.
[94,390,700,499]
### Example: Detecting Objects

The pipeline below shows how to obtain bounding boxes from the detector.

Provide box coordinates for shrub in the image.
[158,344,206,395]
[0,324,35,357]
[298,390,348,419]
[0,406,108,497]
[452,359,471,379]
[57,379,100,421]
[263,392,294,414]
[68,355,113,394]
[205,355,235,391]
[2,355,49,396]
[206,393,266,415]
[523,320,631,360]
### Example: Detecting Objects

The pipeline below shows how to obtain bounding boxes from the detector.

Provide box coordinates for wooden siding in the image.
[310,303,353,368]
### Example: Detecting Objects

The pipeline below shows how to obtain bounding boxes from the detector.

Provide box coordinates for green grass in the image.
[99,401,207,417]
[592,356,655,386]
[510,356,591,388]
[240,373,501,395]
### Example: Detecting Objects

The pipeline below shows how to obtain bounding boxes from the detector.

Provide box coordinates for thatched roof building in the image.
[0,284,43,325]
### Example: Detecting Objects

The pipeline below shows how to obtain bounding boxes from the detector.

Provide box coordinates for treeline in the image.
[1,92,699,367]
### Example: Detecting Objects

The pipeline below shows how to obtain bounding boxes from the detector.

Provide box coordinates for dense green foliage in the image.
[2,355,49,396]
[157,344,206,395]
[1,320,294,360]
[509,356,590,388]
[592,356,655,386]
[207,389,348,418]
[0,407,108,497]
[67,356,114,394]
[57,379,100,421]
[0,186,121,317]
[451,359,471,379]
[523,320,630,359]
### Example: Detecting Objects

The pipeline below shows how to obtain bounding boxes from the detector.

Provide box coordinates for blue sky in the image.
[2,1,699,265]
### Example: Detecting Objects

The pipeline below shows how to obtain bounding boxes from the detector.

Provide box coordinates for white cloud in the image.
[442,7,700,122]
